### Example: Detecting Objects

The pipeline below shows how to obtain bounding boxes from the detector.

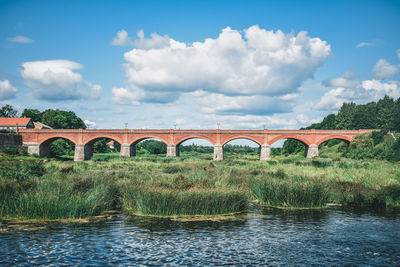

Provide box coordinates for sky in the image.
[0,0,400,138]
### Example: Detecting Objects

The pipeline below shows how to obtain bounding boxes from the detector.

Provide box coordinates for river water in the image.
[1,207,399,266]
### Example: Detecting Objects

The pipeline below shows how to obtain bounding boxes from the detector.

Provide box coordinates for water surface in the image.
[1,207,399,266]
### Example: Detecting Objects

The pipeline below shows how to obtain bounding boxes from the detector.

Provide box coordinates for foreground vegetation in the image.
[1,146,399,220]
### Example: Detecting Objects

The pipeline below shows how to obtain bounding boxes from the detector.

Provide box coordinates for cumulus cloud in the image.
[373,59,399,79]
[362,79,400,99]
[397,48,400,61]
[315,87,357,110]
[0,80,18,99]
[111,29,132,46]
[7,35,33,43]
[84,119,96,128]
[115,25,331,104]
[134,29,170,49]
[315,78,400,111]
[20,60,102,101]
[182,90,291,116]
[85,81,102,99]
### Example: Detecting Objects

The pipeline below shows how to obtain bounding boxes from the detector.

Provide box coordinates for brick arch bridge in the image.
[19,129,375,161]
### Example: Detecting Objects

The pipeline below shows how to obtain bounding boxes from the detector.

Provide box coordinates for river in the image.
[1,207,399,266]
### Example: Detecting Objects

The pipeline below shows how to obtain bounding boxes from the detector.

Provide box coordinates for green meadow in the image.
[1,146,399,219]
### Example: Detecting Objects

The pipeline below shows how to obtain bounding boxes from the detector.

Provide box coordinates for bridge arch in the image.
[268,135,311,147]
[222,136,262,146]
[129,136,169,146]
[175,136,216,146]
[38,136,77,159]
[83,135,124,146]
[39,135,77,145]
[315,135,352,146]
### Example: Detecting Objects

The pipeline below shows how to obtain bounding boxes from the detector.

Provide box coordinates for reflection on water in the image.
[1,207,399,266]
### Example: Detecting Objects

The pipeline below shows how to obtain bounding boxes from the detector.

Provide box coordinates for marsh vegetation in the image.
[1,142,399,219]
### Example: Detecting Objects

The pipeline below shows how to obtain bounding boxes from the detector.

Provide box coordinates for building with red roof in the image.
[0,117,34,131]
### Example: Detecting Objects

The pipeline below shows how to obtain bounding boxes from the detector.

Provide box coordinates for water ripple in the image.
[1,208,399,266]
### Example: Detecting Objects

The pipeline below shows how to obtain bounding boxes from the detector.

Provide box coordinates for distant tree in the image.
[376,95,396,130]
[351,103,378,129]
[0,104,18,118]
[41,109,86,129]
[21,108,42,122]
[335,102,357,129]
[394,98,400,131]
[282,139,305,155]
[319,114,336,129]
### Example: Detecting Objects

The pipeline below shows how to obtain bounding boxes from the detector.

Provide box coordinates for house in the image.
[107,140,114,149]
[0,117,35,131]
[33,122,52,129]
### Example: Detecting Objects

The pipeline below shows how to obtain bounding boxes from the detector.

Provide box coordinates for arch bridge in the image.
[19,128,375,161]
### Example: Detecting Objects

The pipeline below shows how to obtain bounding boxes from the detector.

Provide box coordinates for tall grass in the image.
[122,187,247,216]
[249,174,329,208]
[1,151,400,219]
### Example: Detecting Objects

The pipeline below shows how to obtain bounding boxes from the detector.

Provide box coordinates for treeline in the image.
[282,95,400,161]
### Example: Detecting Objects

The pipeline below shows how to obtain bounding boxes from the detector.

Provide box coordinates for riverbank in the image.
[1,152,399,220]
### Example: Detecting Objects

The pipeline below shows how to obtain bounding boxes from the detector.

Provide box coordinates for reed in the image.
[249,175,329,208]
[122,187,248,216]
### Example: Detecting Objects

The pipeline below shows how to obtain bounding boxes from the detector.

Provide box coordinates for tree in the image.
[335,102,357,129]
[21,108,42,122]
[0,104,18,118]
[41,109,86,129]
[376,95,396,130]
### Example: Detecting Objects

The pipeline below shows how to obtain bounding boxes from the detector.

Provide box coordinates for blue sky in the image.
[1,0,399,137]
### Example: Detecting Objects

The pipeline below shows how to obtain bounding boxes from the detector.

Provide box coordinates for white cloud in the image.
[315,77,400,111]
[20,59,102,101]
[111,87,143,105]
[180,90,291,116]
[280,93,299,100]
[85,81,102,99]
[356,42,375,48]
[373,59,399,79]
[0,80,18,99]
[324,72,358,88]
[7,35,33,43]
[397,48,400,61]
[84,119,96,128]
[134,29,170,49]
[116,25,331,104]
[362,79,400,99]
[111,29,133,46]
[315,87,356,110]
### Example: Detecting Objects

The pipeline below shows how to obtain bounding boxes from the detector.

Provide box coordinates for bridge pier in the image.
[306,144,319,158]
[213,145,223,161]
[260,144,271,161]
[120,143,136,157]
[166,144,179,157]
[74,144,93,161]
[24,142,51,157]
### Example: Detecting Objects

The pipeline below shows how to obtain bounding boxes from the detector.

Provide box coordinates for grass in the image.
[0,148,399,219]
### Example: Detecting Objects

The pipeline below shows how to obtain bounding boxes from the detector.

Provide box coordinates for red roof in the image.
[0,117,32,126]
[107,140,114,146]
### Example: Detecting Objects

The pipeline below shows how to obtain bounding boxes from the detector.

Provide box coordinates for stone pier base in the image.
[24,142,50,157]
[260,144,271,161]
[120,143,136,157]
[74,144,93,161]
[306,144,319,159]
[213,145,223,161]
[166,145,179,157]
